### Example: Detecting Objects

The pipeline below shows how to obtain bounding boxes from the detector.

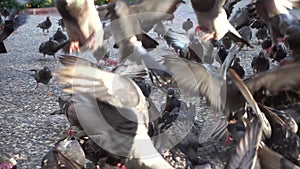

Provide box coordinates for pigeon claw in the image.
[69,41,80,53]
[85,36,97,50]
[200,32,215,41]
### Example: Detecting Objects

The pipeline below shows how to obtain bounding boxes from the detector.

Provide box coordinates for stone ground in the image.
[1,2,300,169]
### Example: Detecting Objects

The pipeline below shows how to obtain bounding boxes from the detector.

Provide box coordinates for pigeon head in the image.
[43,66,51,72]
[167,88,175,97]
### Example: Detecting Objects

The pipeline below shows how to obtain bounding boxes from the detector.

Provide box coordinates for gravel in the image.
[1,3,300,169]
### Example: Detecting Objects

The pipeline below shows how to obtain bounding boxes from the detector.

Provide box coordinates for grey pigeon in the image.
[161,53,300,121]
[182,18,193,33]
[255,24,270,41]
[30,66,53,95]
[255,0,300,46]
[226,117,262,169]
[251,51,270,74]
[108,0,183,70]
[0,8,28,53]
[238,26,252,42]
[39,37,68,59]
[42,138,86,169]
[55,65,175,169]
[271,43,287,62]
[56,0,106,59]
[154,21,166,38]
[37,16,52,33]
[52,28,67,43]
[284,24,300,61]
[191,0,252,47]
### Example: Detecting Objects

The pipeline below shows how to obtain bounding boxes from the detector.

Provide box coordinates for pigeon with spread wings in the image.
[56,0,107,61]
[191,0,252,47]
[54,65,175,169]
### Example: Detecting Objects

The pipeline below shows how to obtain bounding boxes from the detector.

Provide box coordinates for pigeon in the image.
[229,6,253,30]
[255,0,300,47]
[163,29,187,53]
[56,0,106,58]
[238,26,252,42]
[258,142,300,169]
[41,137,86,169]
[251,51,270,74]
[107,0,182,70]
[182,18,193,33]
[259,104,300,165]
[164,30,215,64]
[57,97,81,128]
[39,37,68,59]
[255,24,270,41]
[52,28,67,43]
[261,37,272,50]
[217,44,229,63]
[57,18,65,30]
[225,117,262,169]
[54,65,175,169]
[153,21,166,38]
[180,37,204,63]
[0,152,17,169]
[30,66,52,95]
[230,57,245,79]
[161,52,300,121]
[271,43,288,62]
[221,35,233,49]
[0,8,28,53]
[284,24,300,61]
[37,16,52,33]
[191,0,252,47]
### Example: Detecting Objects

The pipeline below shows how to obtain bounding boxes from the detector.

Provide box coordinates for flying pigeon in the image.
[191,0,252,47]
[0,8,28,53]
[56,0,107,59]
[54,65,175,169]
[255,0,300,47]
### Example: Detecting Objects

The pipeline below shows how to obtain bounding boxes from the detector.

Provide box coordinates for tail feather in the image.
[226,26,253,48]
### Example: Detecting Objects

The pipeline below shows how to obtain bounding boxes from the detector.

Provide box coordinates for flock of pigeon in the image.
[2,0,300,168]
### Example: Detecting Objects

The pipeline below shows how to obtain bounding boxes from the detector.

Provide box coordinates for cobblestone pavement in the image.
[1,3,300,168]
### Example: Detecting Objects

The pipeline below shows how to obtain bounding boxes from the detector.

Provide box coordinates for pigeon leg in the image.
[47,84,53,96]
[69,41,80,53]
[223,132,234,146]
[85,36,96,50]
[200,32,215,41]
[96,164,100,169]
[35,82,39,90]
